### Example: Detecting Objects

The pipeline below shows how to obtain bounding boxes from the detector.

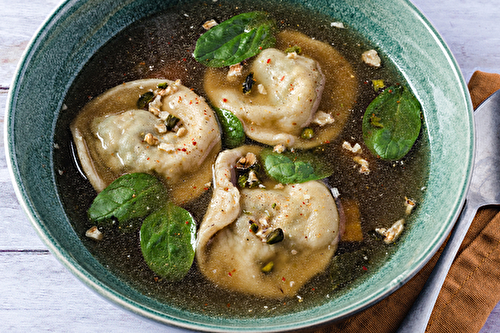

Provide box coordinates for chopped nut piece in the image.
[342,141,362,154]
[158,143,175,153]
[203,19,218,30]
[311,111,335,126]
[331,22,345,29]
[405,197,416,215]
[257,83,267,95]
[353,156,370,174]
[144,133,159,145]
[375,219,405,244]
[362,49,381,67]
[176,127,188,137]
[273,144,286,153]
[236,152,257,169]
[227,63,243,80]
[155,123,167,134]
[148,94,163,116]
[274,183,284,190]
[165,79,181,95]
[85,226,103,241]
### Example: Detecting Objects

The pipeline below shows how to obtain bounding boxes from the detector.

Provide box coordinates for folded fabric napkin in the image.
[313,71,500,333]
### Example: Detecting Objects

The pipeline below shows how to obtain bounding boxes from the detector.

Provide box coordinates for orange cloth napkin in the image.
[313,71,500,333]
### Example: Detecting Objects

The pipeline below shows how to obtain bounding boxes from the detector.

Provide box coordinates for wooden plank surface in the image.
[1,0,499,332]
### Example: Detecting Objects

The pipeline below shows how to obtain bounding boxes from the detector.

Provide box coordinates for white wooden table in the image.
[1,0,499,332]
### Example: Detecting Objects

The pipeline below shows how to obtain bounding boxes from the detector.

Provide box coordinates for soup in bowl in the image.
[5,0,473,331]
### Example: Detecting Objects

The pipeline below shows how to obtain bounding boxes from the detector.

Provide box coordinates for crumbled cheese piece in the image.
[257,83,267,95]
[158,142,175,153]
[176,127,188,137]
[312,111,335,126]
[362,49,381,67]
[144,133,159,145]
[274,183,284,190]
[342,141,362,154]
[85,226,103,241]
[273,144,286,153]
[330,22,345,29]
[405,197,416,215]
[286,51,298,59]
[375,219,405,244]
[291,249,298,255]
[353,156,370,174]
[203,19,218,30]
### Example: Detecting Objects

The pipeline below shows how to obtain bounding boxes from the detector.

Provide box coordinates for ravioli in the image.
[204,30,357,149]
[71,79,221,204]
[196,146,339,298]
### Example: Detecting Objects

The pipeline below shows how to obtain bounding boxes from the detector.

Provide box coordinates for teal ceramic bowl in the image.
[5,0,473,331]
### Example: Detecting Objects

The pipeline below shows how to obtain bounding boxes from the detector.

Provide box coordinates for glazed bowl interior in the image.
[5,0,473,331]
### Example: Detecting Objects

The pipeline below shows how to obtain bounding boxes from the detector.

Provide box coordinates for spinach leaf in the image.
[262,148,333,184]
[88,173,166,232]
[362,85,422,160]
[193,11,276,67]
[140,202,196,281]
[213,106,245,148]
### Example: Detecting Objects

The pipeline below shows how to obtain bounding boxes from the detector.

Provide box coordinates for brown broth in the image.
[53,0,430,318]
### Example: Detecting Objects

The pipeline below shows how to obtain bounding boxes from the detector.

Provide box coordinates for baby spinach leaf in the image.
[140,202,196,281]
[88,173,166,232]
[193,11,276,67]
[262,148,333,184]
[362,85,422,160]
[213,106,246,148]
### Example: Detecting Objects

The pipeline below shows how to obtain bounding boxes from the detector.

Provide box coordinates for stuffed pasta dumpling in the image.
[71,79,221,203]
[204,30,357,149]
[196,146,339,298]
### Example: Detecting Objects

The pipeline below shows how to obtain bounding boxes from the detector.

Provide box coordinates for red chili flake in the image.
[193,186,197,189]
[204,187,209,191]
[182,148,187,152]
[281,75,285,81]
[362,266,368,271]
[259,46,263,50]
[183,58,187,61]
[185,221,189,224]
[324,140,330,144]
[227,303,231,308]
[267,58,271,64]
[228,272,232,277]
[282,277,286,282]
[147,157,150,160]
[223,98,228,102]
[192,141,197,145]
[154,277,159,282]
[311,288,316,291]
[389,89,393,93]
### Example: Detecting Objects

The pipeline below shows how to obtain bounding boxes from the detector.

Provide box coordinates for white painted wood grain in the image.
[1,0,500,332]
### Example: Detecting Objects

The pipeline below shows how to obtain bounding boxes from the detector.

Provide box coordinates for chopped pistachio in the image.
[261,261,274,273]
[157,82,169,89]
[285,45,302,54]
[372,79,385,91]
[165,114,180,131]
[301,127,314,140]
[266,228,284,244]
[242,72,255,94]
[137,91,155,109]
[249,222,259,233]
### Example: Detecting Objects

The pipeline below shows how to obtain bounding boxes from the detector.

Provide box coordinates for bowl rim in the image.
[4,0,474,331]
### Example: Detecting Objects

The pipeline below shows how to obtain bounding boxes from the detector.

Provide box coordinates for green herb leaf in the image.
[362,85,422,160]
[193,11,276,67]
[140,202,196,281]
[88,173,166,232]
[262,148,333,184]
[213,106,246,148]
